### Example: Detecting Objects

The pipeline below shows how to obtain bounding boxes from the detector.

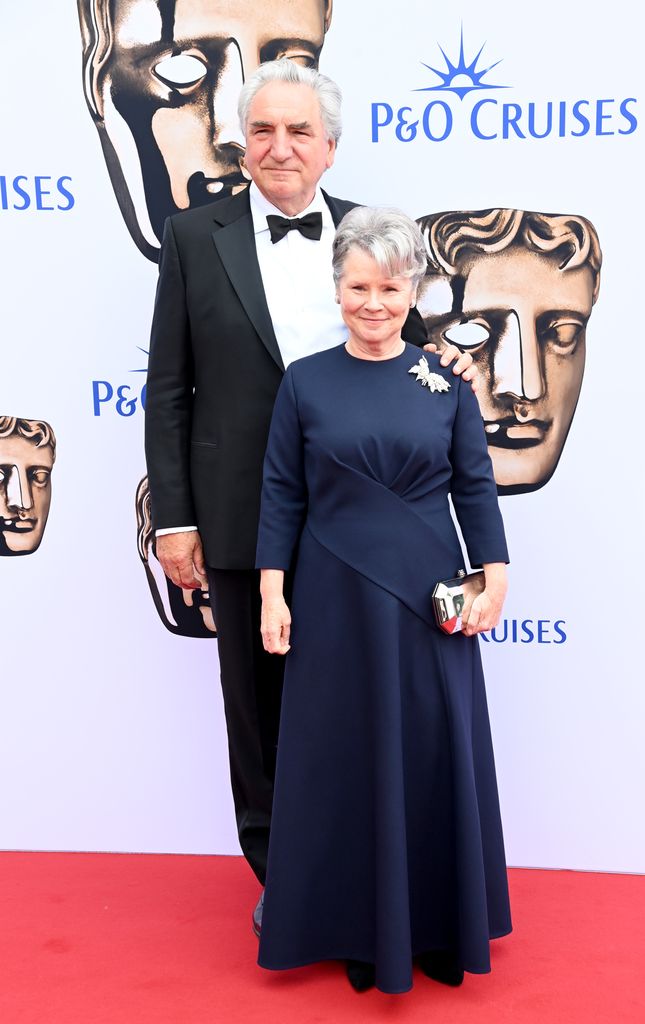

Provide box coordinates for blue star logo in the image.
[130,347,149,373]
[415,28,509,100]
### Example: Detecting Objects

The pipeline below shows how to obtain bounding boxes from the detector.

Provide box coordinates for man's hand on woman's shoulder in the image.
[423,342,479,393]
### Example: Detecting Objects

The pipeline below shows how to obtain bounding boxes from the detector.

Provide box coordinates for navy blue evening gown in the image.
[255,343,511,994]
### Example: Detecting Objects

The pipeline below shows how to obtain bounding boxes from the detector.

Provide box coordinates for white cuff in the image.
[155,526,198,536]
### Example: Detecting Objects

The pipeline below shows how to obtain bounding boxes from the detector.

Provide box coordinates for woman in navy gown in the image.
[255,207,511,994]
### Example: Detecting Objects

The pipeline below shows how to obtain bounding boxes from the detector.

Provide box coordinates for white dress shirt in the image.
[157,183,348,537]
[249,182,347,368]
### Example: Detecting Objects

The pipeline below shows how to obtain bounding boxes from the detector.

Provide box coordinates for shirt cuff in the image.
[155,526,198,536]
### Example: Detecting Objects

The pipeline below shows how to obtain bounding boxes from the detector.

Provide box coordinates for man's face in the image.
[243,80,336,215]
[419,247,595,493]
[0,436,54,555]
[83,0,330,258]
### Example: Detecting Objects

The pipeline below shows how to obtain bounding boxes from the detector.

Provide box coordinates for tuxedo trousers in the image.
[207,568,286,884]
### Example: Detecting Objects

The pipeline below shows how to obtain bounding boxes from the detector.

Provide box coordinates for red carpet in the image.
[1,853,643,1023]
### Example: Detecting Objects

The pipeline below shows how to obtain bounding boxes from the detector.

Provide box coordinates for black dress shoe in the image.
[417,949,464,986]
[346,960,376,992]
[252,891,264,938]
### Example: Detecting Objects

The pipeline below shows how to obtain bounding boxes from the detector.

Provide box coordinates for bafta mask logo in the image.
[416,209,602,494]
[135,476,216,638]
[0,417,56,557]
[78,0,333,261]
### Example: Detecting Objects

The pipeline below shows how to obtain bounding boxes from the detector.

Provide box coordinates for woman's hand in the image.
[462,564,508,637]
[260,569,292,655]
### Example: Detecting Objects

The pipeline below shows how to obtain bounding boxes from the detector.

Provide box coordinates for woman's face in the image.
[337,248,415,350]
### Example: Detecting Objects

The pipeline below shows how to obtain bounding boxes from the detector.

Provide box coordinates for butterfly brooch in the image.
[408,355,451,393]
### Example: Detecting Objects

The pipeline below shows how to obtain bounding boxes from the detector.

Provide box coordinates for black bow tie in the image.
[266,212,323,244]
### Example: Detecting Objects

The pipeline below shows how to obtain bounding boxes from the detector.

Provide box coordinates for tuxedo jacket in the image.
[144,188,428,570]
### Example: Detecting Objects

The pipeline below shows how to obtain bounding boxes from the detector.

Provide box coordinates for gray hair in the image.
[332,207,428,289]
[238,59,342,144]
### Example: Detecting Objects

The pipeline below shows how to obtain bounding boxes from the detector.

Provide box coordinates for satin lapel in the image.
[211,194,284,371]
[322,190,358,227]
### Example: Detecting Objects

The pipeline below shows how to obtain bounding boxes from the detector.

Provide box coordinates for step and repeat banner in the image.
[1,1,643,870]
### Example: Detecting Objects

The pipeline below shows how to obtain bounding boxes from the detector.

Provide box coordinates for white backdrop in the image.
[1,0,643,871]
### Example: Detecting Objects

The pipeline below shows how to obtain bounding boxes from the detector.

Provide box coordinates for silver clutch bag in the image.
[432,569,485,635]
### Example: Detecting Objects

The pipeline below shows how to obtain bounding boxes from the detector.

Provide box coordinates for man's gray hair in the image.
[238,59,342,144]
[332,207,428,289]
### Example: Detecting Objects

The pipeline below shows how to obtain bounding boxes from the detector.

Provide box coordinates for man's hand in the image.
[155,531,207,590]
[424,342,479,393]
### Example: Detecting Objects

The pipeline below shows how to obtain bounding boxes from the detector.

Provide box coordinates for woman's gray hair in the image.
[238,59,342,144]
[332,207,428,289]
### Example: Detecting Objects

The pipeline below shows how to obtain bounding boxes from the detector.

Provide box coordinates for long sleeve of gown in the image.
[256,366,307,571]
[450,376,509,569]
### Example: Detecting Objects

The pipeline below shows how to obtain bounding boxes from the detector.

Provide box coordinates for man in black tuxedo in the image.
[145,59,473,930]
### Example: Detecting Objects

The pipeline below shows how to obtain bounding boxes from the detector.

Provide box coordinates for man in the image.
[145,60,473,931]
[0,417,56,557]
[417,208,602,494]
[78,0,333,260]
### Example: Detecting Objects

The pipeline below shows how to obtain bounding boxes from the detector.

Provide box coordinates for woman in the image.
[255,207,511,994]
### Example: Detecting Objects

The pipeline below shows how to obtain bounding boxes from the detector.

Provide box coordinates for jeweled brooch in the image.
[408,355,451,392]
